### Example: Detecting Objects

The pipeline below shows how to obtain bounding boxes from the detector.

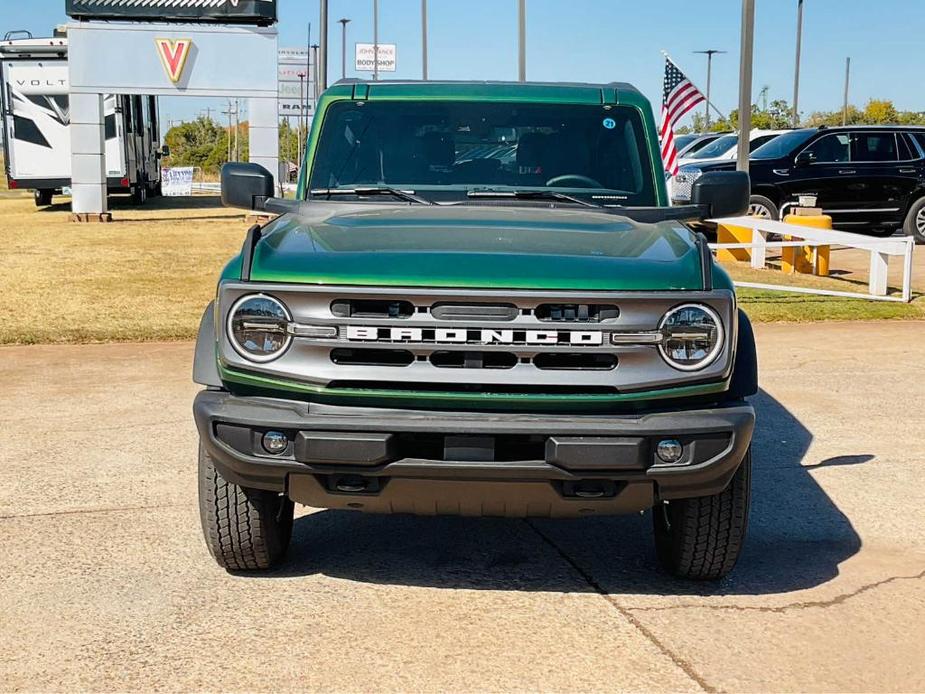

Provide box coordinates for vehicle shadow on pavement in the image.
[272,389,862,595]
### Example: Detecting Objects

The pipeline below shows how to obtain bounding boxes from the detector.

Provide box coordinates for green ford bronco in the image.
[194,80,757,580]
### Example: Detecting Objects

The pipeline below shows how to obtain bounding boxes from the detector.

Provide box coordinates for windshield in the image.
[750,129,816,159]
[307,100,656,205]
[674,134,698,151]
[687,134,737,160]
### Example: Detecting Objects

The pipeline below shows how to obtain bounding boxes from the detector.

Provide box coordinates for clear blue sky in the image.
[3,0,924,124]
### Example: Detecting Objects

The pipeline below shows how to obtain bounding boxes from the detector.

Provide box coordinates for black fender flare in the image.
[729,309,758,399]
[193,301,222,387]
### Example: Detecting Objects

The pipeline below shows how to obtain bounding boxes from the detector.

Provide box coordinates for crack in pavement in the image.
[626,569,925,615]
[0,503,188,521]
[523,518,714,693]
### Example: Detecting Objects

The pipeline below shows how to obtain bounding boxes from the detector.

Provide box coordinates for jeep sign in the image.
[66,0,277,25]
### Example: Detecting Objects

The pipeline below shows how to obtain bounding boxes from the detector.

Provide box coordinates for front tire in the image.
[198,443,294,571]
[903,197,925,244]
[653,448,751,580]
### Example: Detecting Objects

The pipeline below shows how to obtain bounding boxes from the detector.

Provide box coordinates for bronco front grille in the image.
[218,284,736,395]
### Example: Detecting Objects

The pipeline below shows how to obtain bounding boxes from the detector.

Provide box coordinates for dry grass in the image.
[0,195,246,344]
[0,194,922,345]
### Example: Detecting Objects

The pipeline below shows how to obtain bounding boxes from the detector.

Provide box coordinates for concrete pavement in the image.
[2,321,924,692]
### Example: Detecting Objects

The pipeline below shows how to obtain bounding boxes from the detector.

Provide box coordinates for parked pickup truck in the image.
[193,80,758,580]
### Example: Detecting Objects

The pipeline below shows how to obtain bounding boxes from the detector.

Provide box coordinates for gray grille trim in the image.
[217,283,736,392]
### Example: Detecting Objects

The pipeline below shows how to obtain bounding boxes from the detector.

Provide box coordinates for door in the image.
[777,132,857,220]
[849,131,915,229]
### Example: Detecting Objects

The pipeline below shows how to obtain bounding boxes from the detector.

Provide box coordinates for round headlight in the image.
[658,304,724,371]
[228,294,292,362]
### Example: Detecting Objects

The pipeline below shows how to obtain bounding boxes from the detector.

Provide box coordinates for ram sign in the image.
[66,0,277,25]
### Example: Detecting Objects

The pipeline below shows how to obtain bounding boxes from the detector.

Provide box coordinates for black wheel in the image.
[34,189,53,207]
[131,184,147,206]
[653,448,751,580]
[747,195,779,221]
[903,197,925,244]
[198,443,294,571]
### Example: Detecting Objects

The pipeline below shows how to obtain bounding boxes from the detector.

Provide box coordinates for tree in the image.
[861,99,898,124]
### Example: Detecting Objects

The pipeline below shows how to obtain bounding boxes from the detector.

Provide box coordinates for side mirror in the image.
[159,145,170,158]
[690,171,750,218]
[794,151,816,168]
[221,162,274,210]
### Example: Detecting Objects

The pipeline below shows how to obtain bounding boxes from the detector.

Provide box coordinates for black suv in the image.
[673,126,925,242]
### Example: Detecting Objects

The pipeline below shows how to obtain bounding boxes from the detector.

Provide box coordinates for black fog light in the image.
[262,431,289,454]
[656,439,684,464]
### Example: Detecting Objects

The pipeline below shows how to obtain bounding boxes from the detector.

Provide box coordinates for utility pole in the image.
[319,0,328,92]
[842,57,851,126]
[517,0,526,82]
[373,0,379,81]
[222,101,233,162]
[233,99,240,162]
[201,106,214,122]
[421,0,428,80]
[337,18,350,80]
[792,0,804,127]
[737,0,755,173]
[694,49,726,129]
[759,85,769,111]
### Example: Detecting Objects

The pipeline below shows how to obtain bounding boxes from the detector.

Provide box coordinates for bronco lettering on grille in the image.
[345,326,604,346]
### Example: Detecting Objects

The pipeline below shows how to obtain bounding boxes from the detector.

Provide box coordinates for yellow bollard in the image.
[781,212,832,276]
[716,223,754,263]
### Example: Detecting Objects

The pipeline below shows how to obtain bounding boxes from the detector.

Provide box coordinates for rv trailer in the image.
[0,30,164,206]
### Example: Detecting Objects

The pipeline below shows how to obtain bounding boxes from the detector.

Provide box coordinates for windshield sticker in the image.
[602,117,616,130]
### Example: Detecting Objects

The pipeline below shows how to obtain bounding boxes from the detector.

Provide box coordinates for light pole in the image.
[842,57,851,126]
[318,0,328,92]
[337,18,350,80]
[737,0,755,173]
[373,0,379,81]
[694,49,726,129]
[517,0,526,81]
[421,0,428,80]
[297,72,306,164]
[792,0,804,127]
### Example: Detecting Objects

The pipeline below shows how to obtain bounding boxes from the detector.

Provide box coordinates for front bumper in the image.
[194,390,754,518]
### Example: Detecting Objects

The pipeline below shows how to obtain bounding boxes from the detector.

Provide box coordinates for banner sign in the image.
[66,0,277,25]
[355,43,396,73]
[161,167,194,197]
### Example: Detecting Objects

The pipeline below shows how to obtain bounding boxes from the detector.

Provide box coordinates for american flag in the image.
[660,57,706,175]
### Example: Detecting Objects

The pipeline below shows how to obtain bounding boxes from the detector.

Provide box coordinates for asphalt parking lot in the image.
[2,321,924,692]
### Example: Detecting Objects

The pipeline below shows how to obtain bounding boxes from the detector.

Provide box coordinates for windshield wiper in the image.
[310,186,433,205]
[467,188,603,208]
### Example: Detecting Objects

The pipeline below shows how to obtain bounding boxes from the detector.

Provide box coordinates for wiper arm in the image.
[467,188,603,208]
[310,186,433,205]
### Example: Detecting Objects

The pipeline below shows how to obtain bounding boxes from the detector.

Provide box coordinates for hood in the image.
[247,204,705,291]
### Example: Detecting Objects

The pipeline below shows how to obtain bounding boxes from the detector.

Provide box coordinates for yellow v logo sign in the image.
[155,38,193,84]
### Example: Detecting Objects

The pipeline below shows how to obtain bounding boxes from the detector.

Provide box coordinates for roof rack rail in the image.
[3,30,33,41]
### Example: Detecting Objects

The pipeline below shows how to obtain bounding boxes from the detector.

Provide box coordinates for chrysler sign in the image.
[66,0,277,25]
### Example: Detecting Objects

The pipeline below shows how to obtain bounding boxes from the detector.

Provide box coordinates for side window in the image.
[912,133,925,158]
[802,133,850,163]
[748,135,776,152]
[851,132,897,162]
[124,98,134,134]
[133,96,144,135]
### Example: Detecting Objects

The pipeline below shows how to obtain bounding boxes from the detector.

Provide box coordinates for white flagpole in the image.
[660,49,728,123]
